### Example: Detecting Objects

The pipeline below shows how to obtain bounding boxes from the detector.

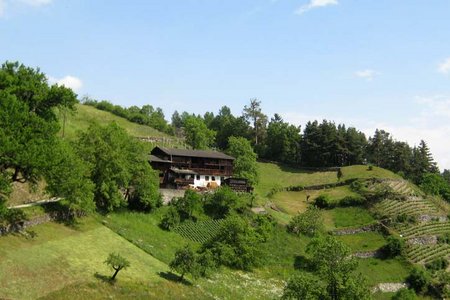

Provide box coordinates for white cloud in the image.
[0,0,51,16]
[295,0,338,15]
[354,69,378,81]
[438,57,450,74]
[48,75,83,92]
[19,0,52,6]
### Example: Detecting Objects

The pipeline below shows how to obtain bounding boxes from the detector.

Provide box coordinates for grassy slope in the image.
[0,218,173,300]
[61,104,171,140]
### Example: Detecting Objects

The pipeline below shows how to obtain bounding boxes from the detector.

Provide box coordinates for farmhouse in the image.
[149,146,235,189]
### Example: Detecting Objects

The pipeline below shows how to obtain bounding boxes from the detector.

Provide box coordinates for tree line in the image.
[84,97,448,191]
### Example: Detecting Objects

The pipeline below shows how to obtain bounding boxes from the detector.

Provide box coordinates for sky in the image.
[1,0,450,170]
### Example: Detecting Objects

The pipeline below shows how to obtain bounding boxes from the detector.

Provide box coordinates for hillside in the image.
[60,104,173,140]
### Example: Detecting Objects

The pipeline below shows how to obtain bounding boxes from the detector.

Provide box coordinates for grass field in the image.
[60,104,171,140]
[340,165,400,181]
[255,162,338,197]
[356,258,412,286]
[324,207,376,229]
[0,218,170,300]
[336,232,386,252]
[271,186,359,215]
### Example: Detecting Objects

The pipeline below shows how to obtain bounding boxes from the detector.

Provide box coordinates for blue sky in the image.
[1,0,450,169]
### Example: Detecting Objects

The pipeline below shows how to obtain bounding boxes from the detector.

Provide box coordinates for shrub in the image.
[287,207,323,237]
[160,206,180,230]
[391,288,417,300]
[314,194,332,208]
[382,236,405,258]
[437,232,450,244]
[204,186,246,218]
[339,195,366,207]
[425,258,449,272]
[350,180,364,192]
[407,267,431,293]
[367,165,373,171]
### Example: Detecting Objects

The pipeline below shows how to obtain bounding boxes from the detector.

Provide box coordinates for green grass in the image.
[355,258,412,286]
[336,232,386,252]
[255,162,338,197]
[0,217,170,300]
[61,104,171,140]
[103,208,198,264]
[272,186,359,215]
[324,207,376,229]
[341,165,400,181]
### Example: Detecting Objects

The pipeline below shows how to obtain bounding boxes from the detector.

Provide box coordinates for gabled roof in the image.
[152,146,235,160]
[149,154,171,163]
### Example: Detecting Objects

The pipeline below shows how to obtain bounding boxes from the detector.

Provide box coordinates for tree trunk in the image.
[111,267,121,280]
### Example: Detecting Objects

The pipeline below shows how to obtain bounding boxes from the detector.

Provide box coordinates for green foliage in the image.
[204,186,246,218]
[43,140,95,214]
[391,288,417,300]
[128,164,162,212]
[169,245,199,281]
[183,115,215,149]
[201,214,264,271]
[207,106,250,149]
[339,195,366,207]
[406,267,431,293]
[425,257,449,272]
[195,249,217,277]
[314,194,332,208]
[265,114,301,164]
[173,190,202,220]
[227,136,259,186]
[287,206,323,236]
[160,206,180,230]
[306,235,370,300]
[420,173,450,201]
[76,122,159,212]
[252,214,276,242]
[104,252,130,280]
[281,272,325,300]
[437,232,450,244]
[382,236,405,258]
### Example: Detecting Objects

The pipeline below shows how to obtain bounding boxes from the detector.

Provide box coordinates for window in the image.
[212,176,216,181]
[196,175,200,180]
[205,176,210,181]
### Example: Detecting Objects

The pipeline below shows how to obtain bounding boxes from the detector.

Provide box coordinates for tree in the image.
[382,236,405,258]
[287,206,324,236]
[202,215,264,270]
[209,106,250,149]
[174,189,202,220]
[306,235,368,300]
[43,140,95,214]
[407,267,431,293]
[265,114,301,164]
[243,98,267,146]
[183,116,216,149]
[104,253,130,280]
[169,245,199,281]
[419,173,450,201]
[392,288,417,300]
[76,123,160,212]
[227,136,258,186]
[204,186,246,218]
[282,272,325,300]
[160,206,180,230]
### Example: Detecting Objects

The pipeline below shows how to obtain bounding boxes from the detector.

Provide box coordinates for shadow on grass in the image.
[94,272,115,285]
[158,271,192,286]
[293,255,315,271]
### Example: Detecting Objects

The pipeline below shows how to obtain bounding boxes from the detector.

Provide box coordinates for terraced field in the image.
[374,197,440,217]
[399,221,450,239]
[405,244,450,264]
[173,219,224,243]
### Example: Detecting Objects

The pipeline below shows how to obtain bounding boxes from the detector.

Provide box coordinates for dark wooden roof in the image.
[152,146,235,160]
[149,154,171,163]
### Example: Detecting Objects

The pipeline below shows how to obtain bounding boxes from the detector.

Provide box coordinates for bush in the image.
[407,267,431,293]
[425,258,449,272]
[350,180,364,193]
[339,195,366,207]
[437,232,450,244]
[391,288,417,300]
[382,236,405,258]
[287,207,323,236]
[160,206,180,230]
[314,194,332,208]
[204,186,246,218]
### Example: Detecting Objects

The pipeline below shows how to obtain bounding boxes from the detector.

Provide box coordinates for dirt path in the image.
[8,197,62,209]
